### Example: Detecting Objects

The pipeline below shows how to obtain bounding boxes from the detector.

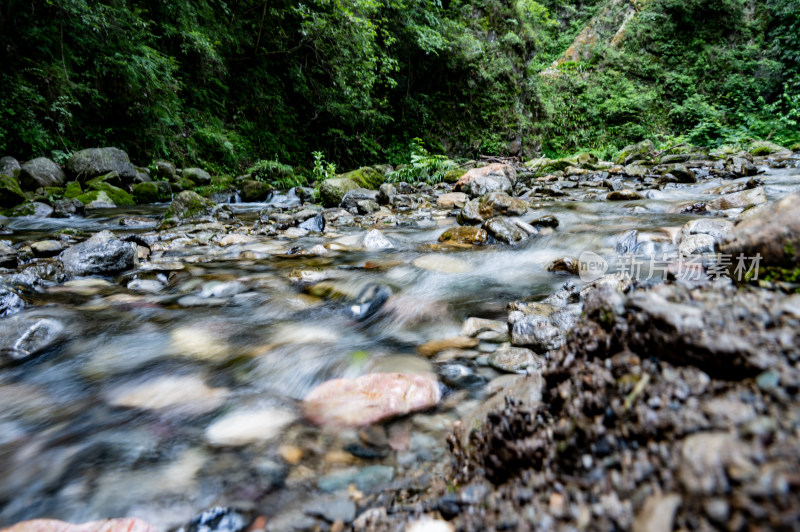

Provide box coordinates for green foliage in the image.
[247,159,305,190]
[312,151,338,183]
[388,138,456,184]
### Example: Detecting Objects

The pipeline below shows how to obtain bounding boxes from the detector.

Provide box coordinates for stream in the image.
[1,161,799,530]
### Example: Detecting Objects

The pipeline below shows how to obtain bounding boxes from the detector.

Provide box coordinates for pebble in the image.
[205,407,297,446]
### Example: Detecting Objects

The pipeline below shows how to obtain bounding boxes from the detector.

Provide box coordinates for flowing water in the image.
[1,165,798,529]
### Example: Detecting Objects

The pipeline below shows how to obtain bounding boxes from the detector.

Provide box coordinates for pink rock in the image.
[455,163,517,190]
[2,518,157,532]
[302,372,441,427]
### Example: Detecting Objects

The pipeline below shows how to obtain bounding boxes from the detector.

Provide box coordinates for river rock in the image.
[607,189,643,201]
[707,186,766,210]
[66,147,137,183]
[437,192,469,209]
[341,188,379,210]
[488,346,542,372]
[477,191,527,218]
[438,226,488,245]
[456,198,483,225]
[6,201,54,218]
[182,167,212,184]
[31,240,65,258]
[180,507,249,532]
[156,160,176,180]
[483,217,528,244]
[59,230,137,276]
[107,375,229,416]
[349,283,391,320]
[320,177,359,207]
[0,316,64,365]
[547,257,579,274]
[53,198,85,217]
[661,163,696,183]
[718,191,800,269]
[511,313,566,352]
[205,407,297,446]
[632,494,682,532]
[460,317,508,341]
[317,465,395,493]
[377,182,396,205]
[305,495,357,524]
[162,190,217,225]
[0,241,18,268]
[677,219,733,244]
[418,337,479,357]
[679,233,715,256]
[0,174,26,208]
[360,229,394,250]
[1,518,157,532]
[0,288,25,317]
[19,157,65,189]
[302,372,440,427]
[298,213,325,232]
[412,254,472,273]
[456,163,516,197]
[239,179,272,202]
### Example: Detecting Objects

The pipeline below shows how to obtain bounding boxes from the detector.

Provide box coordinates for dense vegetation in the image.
[1,0,798,172]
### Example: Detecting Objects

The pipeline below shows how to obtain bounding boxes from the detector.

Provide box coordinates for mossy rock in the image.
[3,201,53,217]
[80,174,134,206]
[171,176,196,191]
[0,174,27,208]
[791,143,800,152]
[42,186,65,198]
[614,139,655,165]
[240,179,273,202]
[749,140,788,156]
[161,190,217,226]
[319,178,360,207]
[340,167,383,190]
[442,168,465,183]
[133,182,171,204]
[64,181,82,199]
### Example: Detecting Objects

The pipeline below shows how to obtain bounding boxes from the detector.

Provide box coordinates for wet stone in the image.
[437,226,487,245]
[59,230,137,277]
[607,189,643,201]
[317,465,396,493]
[179,507,249,532]
[488,346,542,373]
[482,217,528,244]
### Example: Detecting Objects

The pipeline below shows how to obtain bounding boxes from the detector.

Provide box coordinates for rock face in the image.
[719,191,800,270]
[455,163,516,197]
[302,372,441,427]
[66,148,137,183]
[59,230,137,276]
[319,177,360,207]
[161,190,217,224]
[2,518,157,532]
[19,157,65,189]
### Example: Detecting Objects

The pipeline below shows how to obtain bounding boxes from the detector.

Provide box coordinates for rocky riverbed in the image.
[1,141,799,532]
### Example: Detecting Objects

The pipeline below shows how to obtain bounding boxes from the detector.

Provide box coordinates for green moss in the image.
[64,181,82,199]
[3,202,36,216]
[341,167,383,189]
[784,239,796,259]
[56,228,85,236]
[133,182,167,204]
[443,168,465,183]
[161,190,216,226]
[0,174,27,208]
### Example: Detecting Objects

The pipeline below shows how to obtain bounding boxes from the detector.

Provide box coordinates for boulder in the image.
[477,191,527,219]
[748,140,788,156]
[239,179,272,202]
[0,316,64,366]
[614,139,655,165]
[455,163,516,197]
[5,201,53,218]
[377,183,396,205]
[483,217,528,244]
[488,346,542,372]
[19,157,65,189]
[0,156,21,176]
[182,167,212,184]
[456,198,483,225]
[341,188,379,210]
[132,181,170,204]
[161,190,217,225]
[339,167,384,189]
[59,230,137,276]
[302,372,440,427]
[0,174,26,208]
[66,147,137,183]
[662,163,696,183]
[707,186,767,210]
[319,177,360,207]
[719,191,800,270]
[436,191,469,209]
[155,160,177,180]
[607,189,643,201]
[438,226,488,245]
